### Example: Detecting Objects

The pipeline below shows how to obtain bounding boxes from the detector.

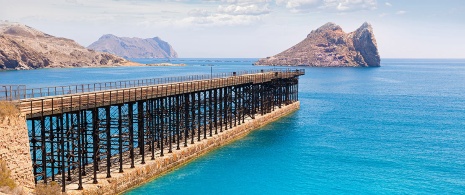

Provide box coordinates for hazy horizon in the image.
[1,0,464,59]
[127,57,465,60]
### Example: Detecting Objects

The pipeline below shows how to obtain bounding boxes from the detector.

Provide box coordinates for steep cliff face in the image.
[254,22,380,67]
[0,21,132,70]
[350,22,380,66]
[88,34,178,59]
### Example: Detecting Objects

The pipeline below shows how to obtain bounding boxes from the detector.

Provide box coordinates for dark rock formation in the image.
[0,21,133,70]
[88,34,178,59]
[254,22,380,67]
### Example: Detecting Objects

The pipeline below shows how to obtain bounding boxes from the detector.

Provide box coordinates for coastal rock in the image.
[0,21,133,70]
[88,34,178,59]
[254,22,380,67]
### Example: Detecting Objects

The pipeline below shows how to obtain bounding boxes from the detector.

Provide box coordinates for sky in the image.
[0,0,464,58]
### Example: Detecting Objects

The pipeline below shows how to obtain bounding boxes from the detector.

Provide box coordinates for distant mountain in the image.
[88,34,178,59]
[0,21,133,70]
[255,22,380,67]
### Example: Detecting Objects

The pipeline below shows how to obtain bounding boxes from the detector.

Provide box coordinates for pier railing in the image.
[0,85,27,101]
[0,68,304,101]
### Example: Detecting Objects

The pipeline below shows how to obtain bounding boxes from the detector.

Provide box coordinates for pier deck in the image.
[17,70,303,119]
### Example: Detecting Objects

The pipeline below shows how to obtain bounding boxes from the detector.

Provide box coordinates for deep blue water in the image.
[1,59,464,194]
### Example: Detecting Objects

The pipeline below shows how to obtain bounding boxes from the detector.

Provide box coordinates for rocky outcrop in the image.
[0,21,134,70]
[88,34,178,59]
[255,22,380,67]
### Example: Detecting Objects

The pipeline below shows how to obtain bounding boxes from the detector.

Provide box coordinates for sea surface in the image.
[1,59,464,194]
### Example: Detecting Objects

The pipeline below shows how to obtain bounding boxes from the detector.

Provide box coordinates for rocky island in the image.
[88,34,178,59]
[0,21,135,70]
[255,22,380,67]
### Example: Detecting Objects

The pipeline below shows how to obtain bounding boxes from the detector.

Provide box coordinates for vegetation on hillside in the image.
[0,158,20,194]
[0,101,19,117]
[35,181,62,195]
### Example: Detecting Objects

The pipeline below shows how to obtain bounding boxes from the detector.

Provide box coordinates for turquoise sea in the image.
[1,59,464,194]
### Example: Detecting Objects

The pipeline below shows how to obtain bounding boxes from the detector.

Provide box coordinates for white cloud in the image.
[385,2,392,7]
[207,0,272,5]
[276,0,320,12]
[179,14,262,26]
[188,9,212,17]
[0,0,191,24]
[218,4,270,15]
[396,10,406,15]
[323,0,377,11]
[179,0,271,26]
[0,0,272,28]
[276,0,377,12]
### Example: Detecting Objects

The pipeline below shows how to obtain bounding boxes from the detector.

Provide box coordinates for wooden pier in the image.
[0,68,305,192]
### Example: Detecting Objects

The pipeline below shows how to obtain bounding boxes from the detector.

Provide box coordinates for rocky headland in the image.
[88,34,178,59]
[0,21,135,70]
[255,22,381,67]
